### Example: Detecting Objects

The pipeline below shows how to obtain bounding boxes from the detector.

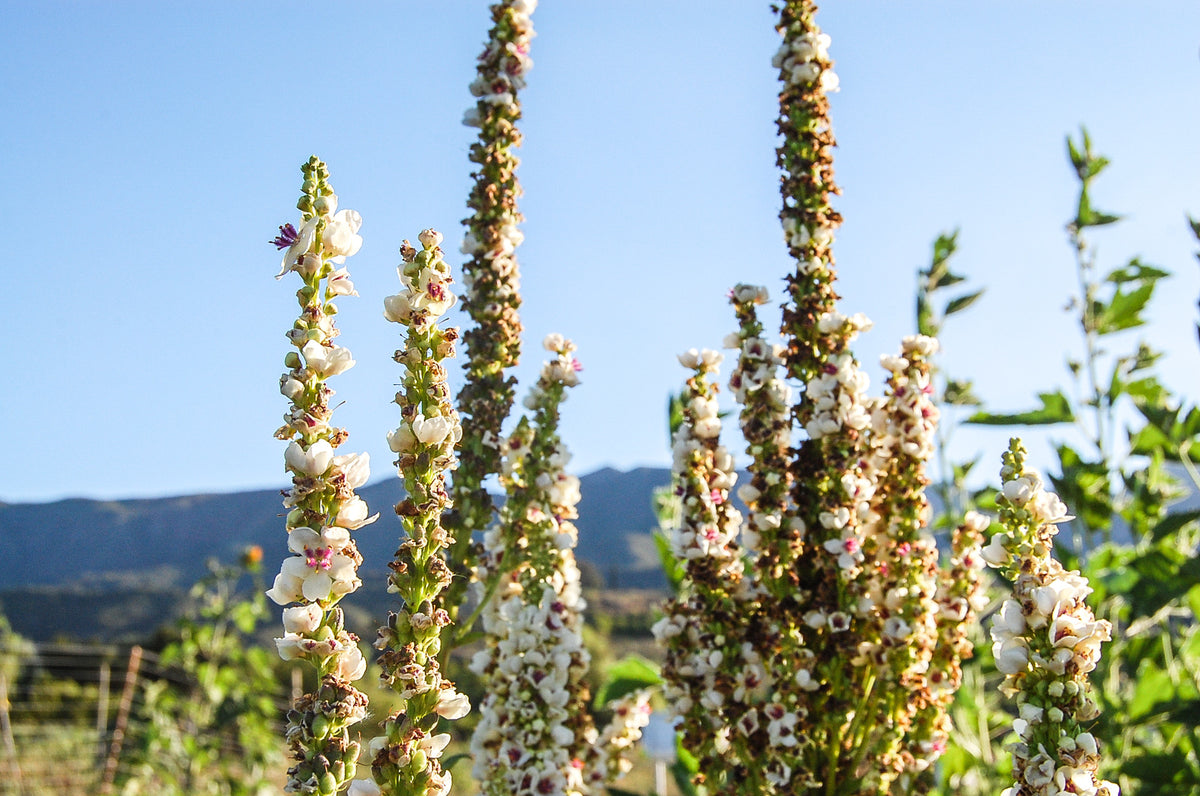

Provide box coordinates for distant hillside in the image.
[2,467,674,640]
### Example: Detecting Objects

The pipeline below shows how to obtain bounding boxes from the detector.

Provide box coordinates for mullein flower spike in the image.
[652,350,760,789]
[268,156,374,796]
[450,0,538,569]
[652,5,985,792]
[986,440,1117,796]
[471,336,642,796]
[341,229,469,796]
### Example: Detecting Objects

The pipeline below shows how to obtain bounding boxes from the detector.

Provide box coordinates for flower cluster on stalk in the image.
[652,4,986,793]
[653,350,761,789]
[350,230,469,796]
[470,336,620,796]
[984,439,1117,796]
[449,0,538,574]
[267,156,374,796]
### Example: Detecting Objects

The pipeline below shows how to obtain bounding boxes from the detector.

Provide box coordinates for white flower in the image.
[327,267,357,297]
[435,688,472,719]
[279,374,304,401]
[412,414,457,446]
[276,218,317,279]
[332,452,370,489]
[336,642,366,681]
[346,780,381,796]
[301,340,355,378]
[382,291,414,324]
[992,637,1029,675]
[276,527,360,602]
[980,532,1011,567]
[324,209,363,263]
[282,603,322,634]
[1002,475,1037,507]
[387,423,417,454]
[334,495,377,530]
[285,439,334,476]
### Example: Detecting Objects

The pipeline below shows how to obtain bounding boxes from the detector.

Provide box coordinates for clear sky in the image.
[4,2,1199,504]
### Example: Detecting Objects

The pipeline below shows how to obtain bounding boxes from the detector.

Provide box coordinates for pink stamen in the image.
[305,547,334,571]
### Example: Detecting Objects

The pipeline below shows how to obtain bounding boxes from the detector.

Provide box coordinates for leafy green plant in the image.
[118,550,284,796]
[955,128,1200,795]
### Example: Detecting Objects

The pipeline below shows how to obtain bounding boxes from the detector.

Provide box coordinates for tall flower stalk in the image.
[361,229,470,796]
[267,156,373,796]
[983,439,1117,796]
[652,350,754,790]
[653,4,985,793]
[468,336,599,795]
[447,0,538,617]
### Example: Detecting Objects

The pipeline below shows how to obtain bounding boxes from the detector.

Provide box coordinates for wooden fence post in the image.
[100,645,142,794]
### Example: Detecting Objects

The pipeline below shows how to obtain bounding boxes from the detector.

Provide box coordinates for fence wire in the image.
[0,642,290,796]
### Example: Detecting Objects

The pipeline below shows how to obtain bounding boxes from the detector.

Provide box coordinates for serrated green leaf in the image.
[945,289,984,317]
[966,391,1074,426]
[1095,282,1154,335]
[594,655,661,708]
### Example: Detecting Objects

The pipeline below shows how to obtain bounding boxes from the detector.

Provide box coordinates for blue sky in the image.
[4,2,1199,503]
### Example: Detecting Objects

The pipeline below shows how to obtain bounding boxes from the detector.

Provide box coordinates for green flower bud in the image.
[312,714,330,740]
[318,771,338,796]
[285,352,302,369]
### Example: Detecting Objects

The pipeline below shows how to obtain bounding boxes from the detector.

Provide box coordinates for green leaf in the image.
[966,391,1074,426]
[654,529,685,593]
[1066,133,1086,178]
[931,229,959,271]
[1150,508,1200,543]
[1095,282,1154,335]
[1188,584,1200,621]
[594,655,661,708]
[1128,666,1176,719]
[1106,258,1171,284]
[671,735,699,796]
[944,289,984,317]
[442,753,471,771]
[1075,186,1121,228]
[916,291,936,338]
[667,391,686,438]
[1124,750,1199,785]
[943,379,981,407]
